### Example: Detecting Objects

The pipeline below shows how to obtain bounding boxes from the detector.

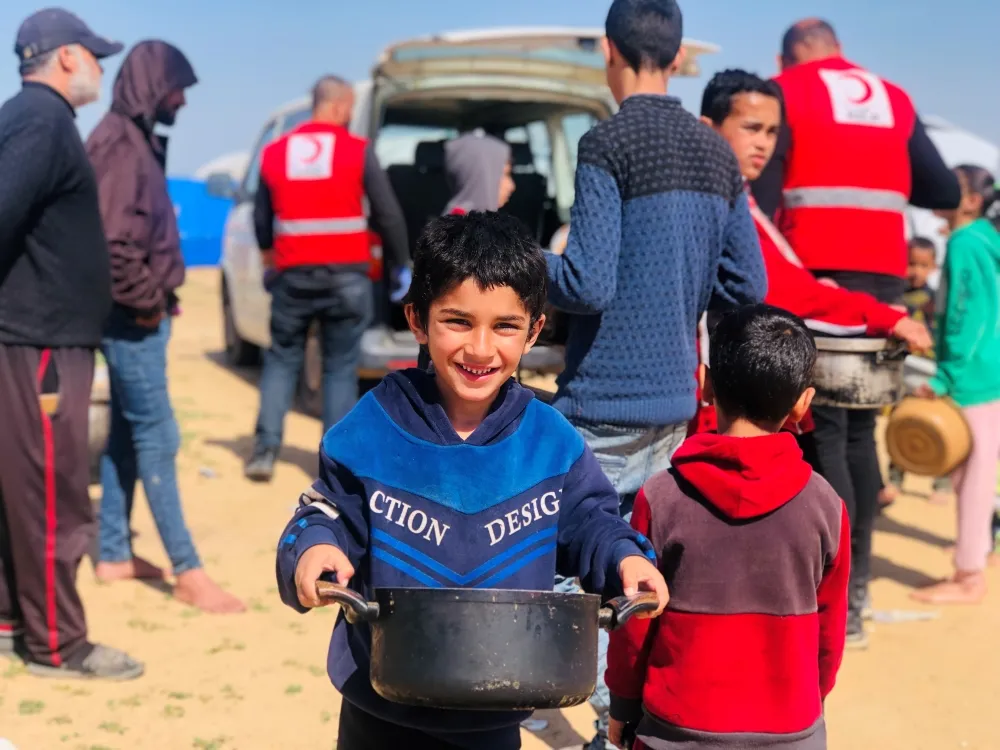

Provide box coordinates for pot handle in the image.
[877,339,910,364]
[315,581,380,624]
[598,592,661,631]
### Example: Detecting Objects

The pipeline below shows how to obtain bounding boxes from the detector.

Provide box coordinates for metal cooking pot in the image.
[316,582,659,711]
[811,337,908,409]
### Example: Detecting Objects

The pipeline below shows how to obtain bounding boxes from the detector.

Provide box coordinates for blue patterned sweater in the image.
[276,370,653,747]
[547,94,767,428]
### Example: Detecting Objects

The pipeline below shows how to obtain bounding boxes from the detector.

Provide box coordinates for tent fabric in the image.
[167,177,232,267]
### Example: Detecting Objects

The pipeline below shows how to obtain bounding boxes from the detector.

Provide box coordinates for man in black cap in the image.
[0,8,143,680]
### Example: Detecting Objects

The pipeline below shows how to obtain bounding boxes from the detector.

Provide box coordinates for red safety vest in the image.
[775,56,916,278]
[260,121,370,271]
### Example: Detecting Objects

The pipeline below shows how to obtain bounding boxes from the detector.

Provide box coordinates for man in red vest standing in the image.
[245,75,410,483]
[751,19,960,649]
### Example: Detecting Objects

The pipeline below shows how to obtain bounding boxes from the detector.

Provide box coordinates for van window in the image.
[241,120,279,200]
[375,124,457,167]
[561,113,598,171]
[504,122,555,202]
[280,106,311,134]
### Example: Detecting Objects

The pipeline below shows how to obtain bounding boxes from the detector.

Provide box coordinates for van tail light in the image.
[368,231,383,282]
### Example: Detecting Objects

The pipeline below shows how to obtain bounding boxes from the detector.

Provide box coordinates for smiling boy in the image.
[275,211,669,750]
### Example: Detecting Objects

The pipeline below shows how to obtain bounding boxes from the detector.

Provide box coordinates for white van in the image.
[212,28,717,413]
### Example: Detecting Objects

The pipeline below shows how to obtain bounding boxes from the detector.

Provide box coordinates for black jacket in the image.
[0,83,112,348]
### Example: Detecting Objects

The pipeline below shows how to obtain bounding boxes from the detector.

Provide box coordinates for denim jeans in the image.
[99,314,201,574]
[555,421,688,746]
[255,267,373,449]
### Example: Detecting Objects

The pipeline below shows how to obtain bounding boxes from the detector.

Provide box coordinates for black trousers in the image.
[336,700,521,750]
[809,271,905,597]
[807,407,881,585]
[0,345,95,666]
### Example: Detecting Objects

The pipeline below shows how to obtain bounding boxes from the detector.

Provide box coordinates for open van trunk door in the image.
[373,27,718,88]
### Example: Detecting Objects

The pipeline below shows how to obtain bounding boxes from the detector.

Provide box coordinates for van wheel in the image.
[298,323,323,418]
[222,280,260,367]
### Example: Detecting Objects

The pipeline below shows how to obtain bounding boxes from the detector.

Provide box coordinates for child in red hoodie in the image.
[607,304,850,750]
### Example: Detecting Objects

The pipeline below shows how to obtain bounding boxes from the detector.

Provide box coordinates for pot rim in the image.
[813,336,892,353]
[371,586,602,605]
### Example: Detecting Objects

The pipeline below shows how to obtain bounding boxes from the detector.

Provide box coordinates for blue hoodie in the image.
[276,369,653,748]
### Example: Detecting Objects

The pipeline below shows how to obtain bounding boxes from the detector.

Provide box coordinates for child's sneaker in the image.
[845,609,869,650]
[847,584,870,649]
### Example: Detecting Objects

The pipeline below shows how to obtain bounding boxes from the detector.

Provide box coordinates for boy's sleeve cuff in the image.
[611,537,655,571]
[545,250,563,277]
[290,524,345,570]
[609,694,644,725]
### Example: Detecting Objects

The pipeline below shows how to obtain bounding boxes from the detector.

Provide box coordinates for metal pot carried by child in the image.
[886,396,972,477]
[811,337,909,409]
[316,582,659,711]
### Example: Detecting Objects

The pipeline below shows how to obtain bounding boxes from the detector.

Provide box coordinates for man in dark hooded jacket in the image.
[86,41,244,614]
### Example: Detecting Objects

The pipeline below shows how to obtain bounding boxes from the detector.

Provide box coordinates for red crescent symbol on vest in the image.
[843,72,873,104]
[302,135,322,164]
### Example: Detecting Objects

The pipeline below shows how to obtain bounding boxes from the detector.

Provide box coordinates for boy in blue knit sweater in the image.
[545,0,766,745]
[276,211,669,750]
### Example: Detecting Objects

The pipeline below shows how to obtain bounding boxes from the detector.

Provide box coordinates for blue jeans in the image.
[255,267,373,449]
[99,315,201,574]
[555,421,688,745]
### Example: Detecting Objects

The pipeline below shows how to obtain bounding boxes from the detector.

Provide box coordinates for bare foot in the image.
[928,491,951,506]
[878,485,899,507]
[172,569,245,614]
[95,557,167,583]
[910,571,987,604]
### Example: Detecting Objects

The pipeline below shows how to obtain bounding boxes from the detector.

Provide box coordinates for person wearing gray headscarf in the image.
[443,131,515,215]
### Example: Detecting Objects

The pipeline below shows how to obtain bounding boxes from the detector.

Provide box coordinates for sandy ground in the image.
[1,267,998,750]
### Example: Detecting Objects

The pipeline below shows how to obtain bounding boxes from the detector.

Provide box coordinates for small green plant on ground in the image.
[19,699,44,715]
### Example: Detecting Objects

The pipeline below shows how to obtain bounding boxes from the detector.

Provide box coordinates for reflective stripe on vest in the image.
[782,187,908,212]
[273,217,368,236]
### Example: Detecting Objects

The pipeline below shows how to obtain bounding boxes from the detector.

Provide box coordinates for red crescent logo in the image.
[301,135,322,164]
[842,72,873,104]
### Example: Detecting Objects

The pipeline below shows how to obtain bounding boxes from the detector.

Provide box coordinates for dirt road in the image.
[1,269,997,750]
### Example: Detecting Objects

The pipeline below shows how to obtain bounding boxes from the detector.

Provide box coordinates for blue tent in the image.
[167,177,233,267]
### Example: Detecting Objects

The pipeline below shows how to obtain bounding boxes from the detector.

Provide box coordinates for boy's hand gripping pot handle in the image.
[598,592,660,631]
[315,581,380,624]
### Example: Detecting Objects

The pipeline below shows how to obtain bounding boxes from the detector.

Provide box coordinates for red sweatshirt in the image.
[690,195,906,436]
[606,432,850,750]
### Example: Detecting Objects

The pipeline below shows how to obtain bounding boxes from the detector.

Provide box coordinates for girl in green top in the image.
[913,165,1000,605]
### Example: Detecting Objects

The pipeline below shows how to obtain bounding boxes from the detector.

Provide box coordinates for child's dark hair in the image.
[908,236,936,254]
[408,211,548,327]
[954,164,1000,228]
[700,69,783,126]
[709,304,817,426]
[605,0,683,73]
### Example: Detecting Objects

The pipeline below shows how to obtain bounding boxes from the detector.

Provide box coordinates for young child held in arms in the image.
[607,305,849,750]
[275,211,669,750]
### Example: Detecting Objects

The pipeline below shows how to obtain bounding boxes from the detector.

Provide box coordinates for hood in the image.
[671,432,813,520]
[111,40,197,131]
[375,369,534,446]
[443,132,511,214]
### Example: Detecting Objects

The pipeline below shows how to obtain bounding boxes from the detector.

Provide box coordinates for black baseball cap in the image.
[15,8,123,70]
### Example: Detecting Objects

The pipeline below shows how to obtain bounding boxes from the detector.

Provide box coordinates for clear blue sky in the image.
[2,0,995,176]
